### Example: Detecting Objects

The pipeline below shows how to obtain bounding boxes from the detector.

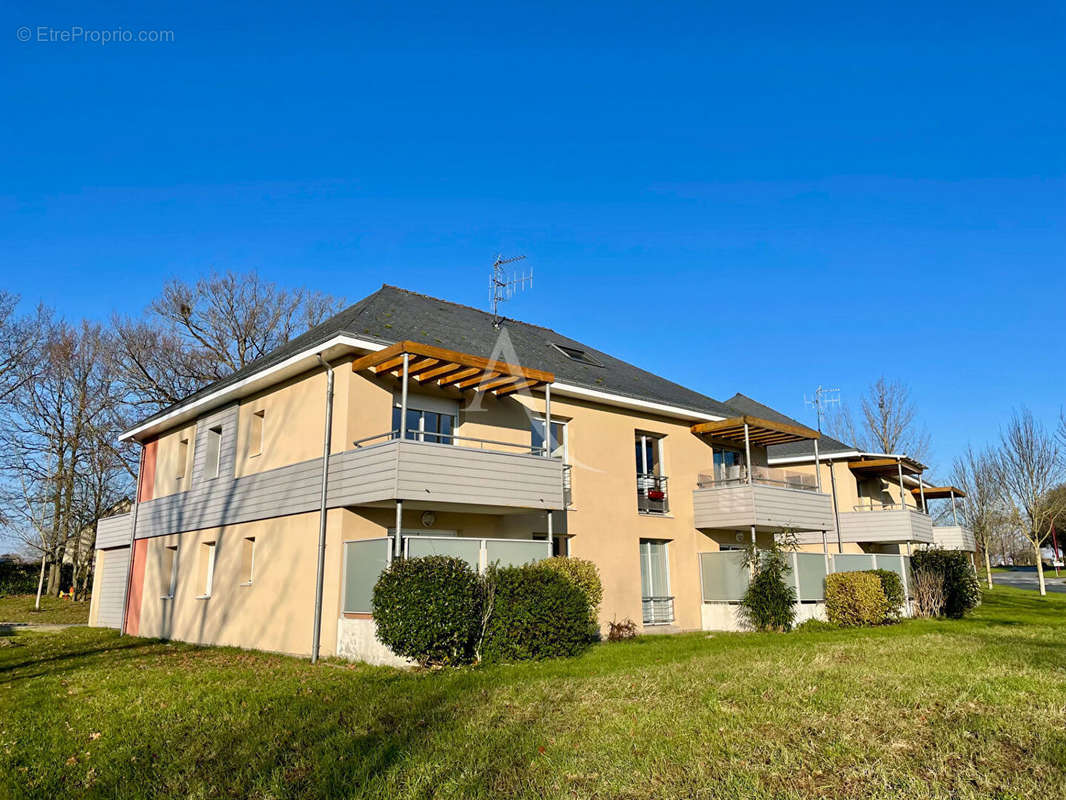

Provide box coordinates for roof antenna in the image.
[489,254,531,328]
[804,385,840,433]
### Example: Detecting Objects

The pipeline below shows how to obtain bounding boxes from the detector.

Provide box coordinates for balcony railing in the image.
[637,474,669,514]
[355,429,548,456]
[642,596,675,625]
[697,465,819,492]
[851,500,927,514]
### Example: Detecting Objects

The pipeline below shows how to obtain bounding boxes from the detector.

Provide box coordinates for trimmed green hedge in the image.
[864,569,905,621]
[825,572,888,627]
[372,556,483,667]
[910,548,979,618]
[541,556,602,627]
[481,563,591,663]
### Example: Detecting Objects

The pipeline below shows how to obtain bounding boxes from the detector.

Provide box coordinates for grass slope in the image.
[1,587,1064,799]
[0,595,90,625]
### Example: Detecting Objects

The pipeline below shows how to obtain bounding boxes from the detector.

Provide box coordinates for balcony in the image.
[931,524,976,552]
[836,503,933,545]
[693,466,835,533]
[637,474,669,514]
[344,433,567,512]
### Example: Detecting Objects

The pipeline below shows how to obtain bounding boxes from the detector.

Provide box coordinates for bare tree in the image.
[0,321,128,605]
[826,376,931,463]
[112,270,344,412]
[993,408,1064,596]
[0,292,46,406]
[952,445,1004,589]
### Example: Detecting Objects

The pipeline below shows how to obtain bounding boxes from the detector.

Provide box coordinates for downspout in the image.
[311,354,336,664]
[828,459,843,553]
[119,443,145,636]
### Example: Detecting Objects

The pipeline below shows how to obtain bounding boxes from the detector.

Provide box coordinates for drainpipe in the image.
[828,459,843,553]
[310,355,336,664]
[119,443,145,636]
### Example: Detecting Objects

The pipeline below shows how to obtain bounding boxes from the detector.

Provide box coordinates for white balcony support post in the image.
[918,475,926,513]
[950,490,958,525]
[399,353,410,439]
[899,553,911,609]
[394,500,403,557]
[743,423,753,486]
[813,438,823,492]
[546,510,553,548]
[821,530,830,573]
[750,524,756,546]
[544,384,551,458]
[791,551,801,599]
[896,457,906,512]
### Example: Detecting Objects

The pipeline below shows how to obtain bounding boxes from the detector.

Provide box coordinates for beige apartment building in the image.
[89,286,973,661]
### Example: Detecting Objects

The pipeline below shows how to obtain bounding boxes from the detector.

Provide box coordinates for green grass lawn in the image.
[0,594,90,625]
[2,587,1064,800]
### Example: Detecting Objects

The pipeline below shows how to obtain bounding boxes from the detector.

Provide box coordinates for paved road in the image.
[991,571,1066,594]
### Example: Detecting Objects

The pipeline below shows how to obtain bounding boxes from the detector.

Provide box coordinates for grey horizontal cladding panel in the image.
[751,485,834,532]
[94,547,129,629]
[837,509,934,544]
[395,441,564,509]
[693,486,756,529]
[932,525,975,551]
[96,513,133,549]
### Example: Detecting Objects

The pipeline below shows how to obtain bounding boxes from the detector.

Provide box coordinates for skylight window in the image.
[551,343,603,367]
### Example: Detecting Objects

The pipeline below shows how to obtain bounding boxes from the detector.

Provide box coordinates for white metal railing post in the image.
[896,457,906,513]
[813,438,822,492]
[950,490,958,525]
[399,353,409,439]
[544,384,551,458]
[479,539,487,574]
[899,553,911,614]
[918,474,926,513]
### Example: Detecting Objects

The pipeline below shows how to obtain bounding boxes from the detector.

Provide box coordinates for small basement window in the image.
[550,343,603,367]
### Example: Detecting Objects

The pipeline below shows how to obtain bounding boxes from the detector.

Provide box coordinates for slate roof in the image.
[721,393,858,460]
[134,284,737,429]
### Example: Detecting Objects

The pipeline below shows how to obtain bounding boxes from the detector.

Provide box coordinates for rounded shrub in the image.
[540,556,603,627]
[864,569,905,621]
[910,548,979,618]
[739,550,797,632]
[371,555,483,667]
[825,572,889,627]
[481,563,591,663]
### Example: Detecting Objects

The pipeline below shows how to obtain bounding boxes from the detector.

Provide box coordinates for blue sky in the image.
[3,1,1064,475]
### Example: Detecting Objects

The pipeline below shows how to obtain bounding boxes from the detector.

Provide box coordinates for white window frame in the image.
[250,410,265,458]
[636,432,665,477]
[204,425,223,479]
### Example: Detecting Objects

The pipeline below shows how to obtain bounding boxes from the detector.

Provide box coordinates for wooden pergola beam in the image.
[352,340,554,384]
[415,362,463,384]
[847,458,924,476]
[690,415,819,445]
[911,485,967,499]
[494,377,539,397]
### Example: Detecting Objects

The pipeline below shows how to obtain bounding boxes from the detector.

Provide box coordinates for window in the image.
[161,545,177,598]
[250,410,265,457]
[533,533,569,558]
[635,433,668,514]
[204,426,223,479]
[240,537,255,585]
[176,438,190,484]
[639,539,673,624]
[197,541,216,597]
[391,407,455,444]
[550,343,603,367]
[713,449,745,482]
[530,418,566,459]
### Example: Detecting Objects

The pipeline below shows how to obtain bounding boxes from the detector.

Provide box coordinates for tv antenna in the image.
[489,254,532,328]
[804,385,840,433]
